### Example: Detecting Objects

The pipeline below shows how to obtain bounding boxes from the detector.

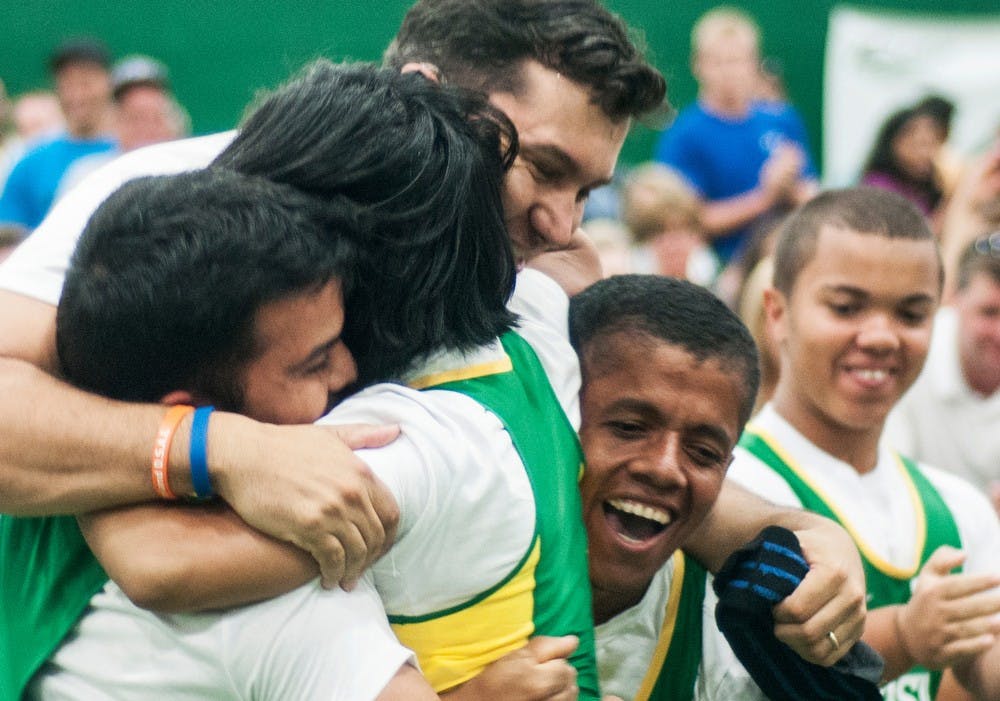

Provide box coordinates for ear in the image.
[159,389,197,407]
[762,286,788,346]
[399,62,441,83]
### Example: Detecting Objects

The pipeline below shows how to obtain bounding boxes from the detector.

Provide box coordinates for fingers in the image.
[526,635,579,663]
[532,658,577,700]
[773,565,866,665]
[921,545,967,576]
[325,423,401,450]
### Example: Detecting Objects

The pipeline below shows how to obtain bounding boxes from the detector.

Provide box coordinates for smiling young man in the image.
[572,275,759,700]
[721,187,1000,699]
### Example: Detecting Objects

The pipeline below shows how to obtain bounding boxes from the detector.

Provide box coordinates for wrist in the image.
[200,411,264,502]
[894,604,919,669]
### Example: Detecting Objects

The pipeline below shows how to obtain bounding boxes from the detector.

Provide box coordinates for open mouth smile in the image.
[604,498,671,545]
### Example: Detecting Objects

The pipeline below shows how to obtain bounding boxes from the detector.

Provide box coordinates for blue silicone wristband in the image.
[189,406,215,500]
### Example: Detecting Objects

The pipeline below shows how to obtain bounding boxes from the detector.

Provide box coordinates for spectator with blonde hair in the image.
[654,7,816,269]
[620,162,715,284]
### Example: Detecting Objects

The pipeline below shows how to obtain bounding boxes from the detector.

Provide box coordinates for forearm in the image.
[80,501,317,613]
[682,480,813,573]
[698,189,775,238]
[0,356,172,514]
[862,606,913,683]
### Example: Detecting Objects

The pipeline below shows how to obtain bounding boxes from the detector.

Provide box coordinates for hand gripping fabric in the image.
[713,526,883,700]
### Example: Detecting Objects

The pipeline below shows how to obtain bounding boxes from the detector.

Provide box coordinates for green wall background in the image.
[2,1,997,172]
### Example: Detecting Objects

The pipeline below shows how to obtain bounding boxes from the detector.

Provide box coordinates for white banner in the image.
[824,6,1000,187]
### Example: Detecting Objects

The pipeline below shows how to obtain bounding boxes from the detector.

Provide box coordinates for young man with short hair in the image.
[721,187,1000,699]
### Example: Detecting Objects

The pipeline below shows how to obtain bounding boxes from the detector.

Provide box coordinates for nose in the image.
[329,343,358,393]
[528,190,583,250]
[856,313,900,353]
[632,433,688,490]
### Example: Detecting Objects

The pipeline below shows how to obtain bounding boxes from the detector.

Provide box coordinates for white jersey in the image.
[595,552,761,701]
[30,575,412,701]
[729,405,1000,578]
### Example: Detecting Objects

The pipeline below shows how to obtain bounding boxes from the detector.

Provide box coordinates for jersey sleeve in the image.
[509,268,581,429]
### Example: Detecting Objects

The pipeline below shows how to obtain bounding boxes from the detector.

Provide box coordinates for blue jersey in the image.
[654,101,815,263]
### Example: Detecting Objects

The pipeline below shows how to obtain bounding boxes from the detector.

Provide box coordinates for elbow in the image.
[110,558,198,614]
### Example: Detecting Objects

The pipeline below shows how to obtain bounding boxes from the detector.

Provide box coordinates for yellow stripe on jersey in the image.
[391,539,541,692]
[408,357,514,390]
[634,551,686,701]
[750,428,926,579]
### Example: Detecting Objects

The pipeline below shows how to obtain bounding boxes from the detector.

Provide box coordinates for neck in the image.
[700,92,750,119]
[771,386,881,473]
[591,580,647,625]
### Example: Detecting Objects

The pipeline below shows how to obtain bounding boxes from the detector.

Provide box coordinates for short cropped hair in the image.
[956,233,1000,291]
[57,170,353,409]
[772,187,940,296]
[691,7,759,55]
[384,0,666,122]
[570,274,760,428]
[214,60,518,383]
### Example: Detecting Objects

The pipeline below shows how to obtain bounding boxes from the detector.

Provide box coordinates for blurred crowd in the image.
[0,38,188,248]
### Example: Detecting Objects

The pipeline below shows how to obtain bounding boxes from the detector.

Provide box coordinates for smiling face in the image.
[488,61,629,263]
[768,225,940,463]
[237,279,357,425]
[579,331,743,621]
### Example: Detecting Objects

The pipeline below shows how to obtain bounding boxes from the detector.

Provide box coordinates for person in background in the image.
[861,98,952,223]
[56,55,190,196]
[654,7,817,274]
[886,236,1000,516]
[619,162,717,285]
[0,88,65,189]
[0,38,115,234]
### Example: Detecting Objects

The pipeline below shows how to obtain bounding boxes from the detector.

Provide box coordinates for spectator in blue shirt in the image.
[0,38,115,235]
[654,8,817,268]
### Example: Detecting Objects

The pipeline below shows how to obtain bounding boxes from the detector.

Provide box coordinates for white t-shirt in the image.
[30,575,413,701]
[885,307,1000,495]
[595,552,764,701]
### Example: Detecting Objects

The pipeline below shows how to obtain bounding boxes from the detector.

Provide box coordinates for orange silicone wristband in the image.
[151,405,194,500]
